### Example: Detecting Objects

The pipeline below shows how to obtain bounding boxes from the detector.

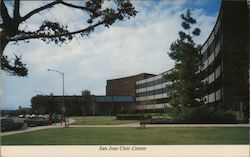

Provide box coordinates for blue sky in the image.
[1,0,221,110]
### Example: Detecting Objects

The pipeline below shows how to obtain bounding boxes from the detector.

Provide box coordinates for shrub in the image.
[143,118,171,124]
[116,114,152,120]
[167,105,237,124]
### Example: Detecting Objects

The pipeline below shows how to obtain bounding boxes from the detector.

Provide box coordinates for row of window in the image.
[137,98,170,105]
[95,96,134,102]
[202,64,221,85]
[200,14,222,67]
[136,77,168,89]
[199,52,222,80]
[200,15,221,55]
[204,88,222,104]
[136,88,168,97]
[201,38,221,70]
[136,103,167,110]
[205,75,222,95]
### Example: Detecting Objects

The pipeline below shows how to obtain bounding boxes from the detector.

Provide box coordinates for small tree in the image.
[139,100,152,128]
[165,10,205,118]
[81,90,94,116]
[0,0,137,76]
[31,95,59,114]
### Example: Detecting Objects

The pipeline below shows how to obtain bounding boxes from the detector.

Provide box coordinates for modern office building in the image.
[106,73,155,96]
[135,69,173,112]
[106,71,173,112]
[94,95,135,115]
[198,0,249,120]
[31,95,135,116]
[31,0,249,120]
[134,0,249,120]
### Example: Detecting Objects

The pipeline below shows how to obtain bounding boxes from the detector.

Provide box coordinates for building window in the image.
[215,65,221,79]
[214,40,221,57]
[208,72,215,84]
[215,89,221,101]
[208,93,215,103]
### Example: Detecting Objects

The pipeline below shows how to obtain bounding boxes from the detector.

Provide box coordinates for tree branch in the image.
[1,54,28,76]
[21,1,60,22]
[14,0,20,19]
[8,21,105,41]
[0,0,12,23]
[59,1,94,13]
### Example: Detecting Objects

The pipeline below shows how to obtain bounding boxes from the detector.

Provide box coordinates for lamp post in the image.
[47,69,66,126]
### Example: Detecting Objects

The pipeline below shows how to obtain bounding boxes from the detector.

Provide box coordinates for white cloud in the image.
[2,1,217,109]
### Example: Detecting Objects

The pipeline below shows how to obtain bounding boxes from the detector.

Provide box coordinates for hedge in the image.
[143,118,171,124]
[116,114,152,120]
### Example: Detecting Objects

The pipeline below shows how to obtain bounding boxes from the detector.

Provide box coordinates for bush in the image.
[167,105,237,124]
[143,107,237,124]
[143,118,171,124]
[116,114,152,120]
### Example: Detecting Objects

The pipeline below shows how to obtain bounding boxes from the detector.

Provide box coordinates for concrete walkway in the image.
[1,118,76,136]
[69,122,140,128]
[69,123,249,128]
[1,119,249,136]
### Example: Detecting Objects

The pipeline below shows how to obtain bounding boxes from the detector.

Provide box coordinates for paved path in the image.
[69,122,140,128]
[1,118,76,136]
[1,119,249,136]
[69,123,249,128]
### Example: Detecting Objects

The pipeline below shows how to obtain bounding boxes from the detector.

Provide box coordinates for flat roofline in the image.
[46,95,83,97]
[37,95,135,97]
[159,68,175,75]
[107,73,156,82]
[95,95,134,97]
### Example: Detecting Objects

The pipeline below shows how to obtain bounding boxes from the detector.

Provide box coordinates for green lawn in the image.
[71,116,139,125]
[1,127,249,145]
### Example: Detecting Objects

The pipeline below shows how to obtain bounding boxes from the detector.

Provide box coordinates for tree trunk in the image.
[1,0,18,59]
[0,36,9,68]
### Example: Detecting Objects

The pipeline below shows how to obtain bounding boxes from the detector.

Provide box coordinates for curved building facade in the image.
[134,0,249,120]
[103,0,249,120]
[198,0,249,120]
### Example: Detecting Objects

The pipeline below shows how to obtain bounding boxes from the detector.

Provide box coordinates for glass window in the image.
[202,50,208,62]
[208,93,215,103]
[208,53,214,66]
[147,90,155,96]
[155,78,163,85]
[210,39,216,51]
[147,81,155,87]
[208,72,215,84]
[95,96,112,102]
[215,40,221,57]
[215,89,221,101]
[113,96,134,102]
[215,65,221,79]
[155,89,163,95]
[138,83,147,89]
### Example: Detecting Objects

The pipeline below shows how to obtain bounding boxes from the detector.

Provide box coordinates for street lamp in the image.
[47,68,66,126]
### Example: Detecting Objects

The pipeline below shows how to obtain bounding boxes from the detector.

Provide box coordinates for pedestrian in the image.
[48,113,52,125]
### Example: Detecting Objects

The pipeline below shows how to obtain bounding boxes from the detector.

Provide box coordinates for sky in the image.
[1,0,221,110]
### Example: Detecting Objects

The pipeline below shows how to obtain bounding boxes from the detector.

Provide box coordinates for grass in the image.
[1,127,249,145]
[71,116,139,125]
